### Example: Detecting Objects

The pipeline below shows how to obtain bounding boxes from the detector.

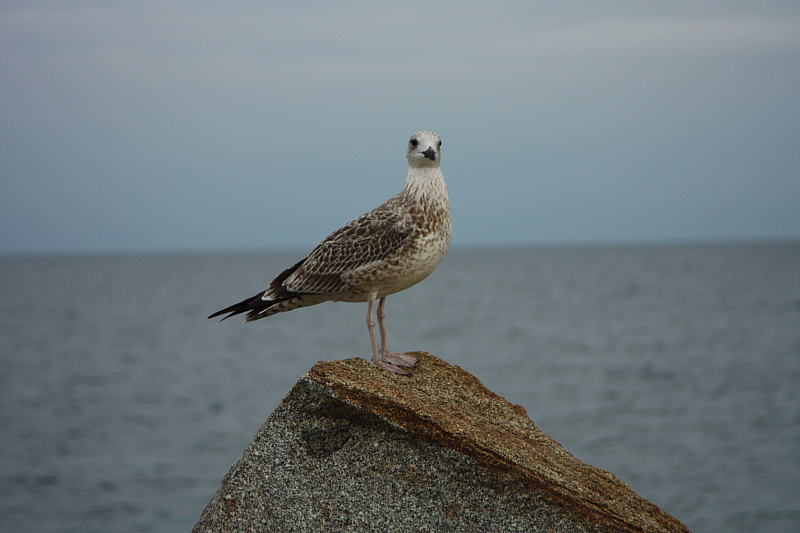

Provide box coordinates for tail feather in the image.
[207,293,287,321]
[208,257,308,321]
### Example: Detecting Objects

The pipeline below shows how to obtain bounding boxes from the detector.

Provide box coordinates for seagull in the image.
[209,131,451,376]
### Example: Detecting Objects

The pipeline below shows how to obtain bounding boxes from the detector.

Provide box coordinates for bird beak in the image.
[422,147,436,161]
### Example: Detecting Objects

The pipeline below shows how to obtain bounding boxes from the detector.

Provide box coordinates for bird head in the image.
[406,131,442,169]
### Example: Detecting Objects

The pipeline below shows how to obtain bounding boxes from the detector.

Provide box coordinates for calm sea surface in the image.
[1,242,798,533]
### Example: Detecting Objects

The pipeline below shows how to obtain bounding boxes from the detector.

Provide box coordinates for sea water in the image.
[0,242,798,532]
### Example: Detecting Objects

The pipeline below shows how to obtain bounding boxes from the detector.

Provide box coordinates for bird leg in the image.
[376,297,418,369]
[366,298,412,375]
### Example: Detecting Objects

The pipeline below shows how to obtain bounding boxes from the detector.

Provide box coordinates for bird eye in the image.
[410,138,418,148]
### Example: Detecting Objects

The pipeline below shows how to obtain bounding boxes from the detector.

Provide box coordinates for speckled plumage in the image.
[209,131,451,375]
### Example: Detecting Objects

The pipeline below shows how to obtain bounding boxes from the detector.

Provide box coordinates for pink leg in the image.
[376,297,417,369]
[366,297,412,375]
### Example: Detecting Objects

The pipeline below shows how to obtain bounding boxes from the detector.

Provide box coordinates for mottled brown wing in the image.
[282,206,412,295]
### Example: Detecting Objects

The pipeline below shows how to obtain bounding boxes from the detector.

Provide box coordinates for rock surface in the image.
[193,352,690,533]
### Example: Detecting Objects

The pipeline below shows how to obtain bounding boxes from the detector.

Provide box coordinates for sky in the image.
[2,1,799,255]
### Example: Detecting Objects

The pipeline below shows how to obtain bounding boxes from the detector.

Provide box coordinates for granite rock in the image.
[193,352,690,533]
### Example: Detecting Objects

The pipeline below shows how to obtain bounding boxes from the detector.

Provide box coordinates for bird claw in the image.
[382,352,418,368]
[373,359,413,376]
[370,351,417,375]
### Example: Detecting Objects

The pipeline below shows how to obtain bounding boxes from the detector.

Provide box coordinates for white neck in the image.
[402,167,449,207]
